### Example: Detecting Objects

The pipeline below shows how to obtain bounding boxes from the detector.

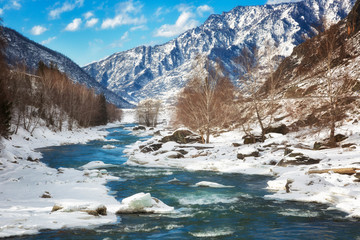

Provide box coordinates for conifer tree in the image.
[0,20,12,138]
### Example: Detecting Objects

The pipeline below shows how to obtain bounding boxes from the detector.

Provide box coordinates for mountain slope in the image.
[266,0,360,96]
[256,0,360,133]
[2,27,133,108]
[83,0,355,104]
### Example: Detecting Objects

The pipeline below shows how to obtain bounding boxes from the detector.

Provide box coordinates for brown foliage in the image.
[136,99,161,127]
[4,61,122,134]
[175,55,235,143]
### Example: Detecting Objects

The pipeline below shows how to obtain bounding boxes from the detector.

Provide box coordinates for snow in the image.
[194,181,234,188]
[83,0,355,104]
[116,192,174,214]
[80,161,115,170]
[125,120,360,218]
[189,228,235,237]
[0,122,177,238]
[0,123,124,238]
[102,144,116,149]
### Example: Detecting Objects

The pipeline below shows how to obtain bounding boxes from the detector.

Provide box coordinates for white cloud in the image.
[266,0,302,4]
[86,18,98,27]
[89,38,103,48]
[0,0,21,14]
[110,31,131,48]
[101,0,147,29]
[197,5,214,17]
[11,0,21,10]
[49,0,84,19]
[154,6,171,17]
[121,31,129,41]
[154,11,199,37]
[154,7,163,17]
[41,36,56,45]
[84,11,94,19]
[130,25,147,31]
[31,25,47,35]
[102,15,146,29]
[65,18,82,31]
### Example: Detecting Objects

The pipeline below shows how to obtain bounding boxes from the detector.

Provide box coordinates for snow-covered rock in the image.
[80,161,115,170]
[116,193,174,214]
[102,144,116,149]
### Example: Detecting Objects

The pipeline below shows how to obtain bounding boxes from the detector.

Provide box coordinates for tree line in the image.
[0,26,122,138]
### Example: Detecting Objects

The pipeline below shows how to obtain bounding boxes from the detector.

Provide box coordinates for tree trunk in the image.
[206,124,210,144]
[254,101,265,141]
[329,101,336,147]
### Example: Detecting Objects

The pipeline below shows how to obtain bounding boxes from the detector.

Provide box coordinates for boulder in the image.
[176,149,188,155]
[237,147,259,159]
[41,191,52,198]
[27,157,39,162]
[237,151,259,160]
[95,205,107,216]
[51,205,63,212]
[355,172,360,182]
[334,134,347,142]
[313,142,327,150]
[133,126,146,131]
[243,135,263,144]
[167,153,184,159]
[140,143,163,153]
[160,130,203,144]
[264,124,289,135]
[232,143,241,147]
[278,152,320,166]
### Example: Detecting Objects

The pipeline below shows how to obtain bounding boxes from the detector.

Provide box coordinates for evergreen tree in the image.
[0,78,12,138]
[96,93,108,126]
[0,21,12,138]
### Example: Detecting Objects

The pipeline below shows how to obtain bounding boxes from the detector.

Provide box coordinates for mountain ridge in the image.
[84,0,355,105]
[2,27,133,108]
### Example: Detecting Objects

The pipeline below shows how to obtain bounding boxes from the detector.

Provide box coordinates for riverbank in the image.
[0,123,123,238]
[125,121,360,218]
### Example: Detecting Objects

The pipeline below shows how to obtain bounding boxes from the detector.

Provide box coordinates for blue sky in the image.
[0,0,298,66]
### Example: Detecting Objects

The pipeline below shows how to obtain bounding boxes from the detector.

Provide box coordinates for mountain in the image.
[83,0,356,105]
[264,0,360,98]
[2,27,133,108]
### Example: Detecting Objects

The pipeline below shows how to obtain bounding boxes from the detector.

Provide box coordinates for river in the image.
[10,125,360,239]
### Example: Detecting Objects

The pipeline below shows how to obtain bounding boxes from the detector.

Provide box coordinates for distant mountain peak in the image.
[2,27,133,108]
[83,0,356,105]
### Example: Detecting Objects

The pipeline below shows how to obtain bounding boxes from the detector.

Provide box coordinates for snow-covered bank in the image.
[0,123,123,238]
[125,123,360,218]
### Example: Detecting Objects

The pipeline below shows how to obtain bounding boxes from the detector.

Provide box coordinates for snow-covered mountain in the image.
[83,0,355,105]
[264,0,360,101]
[2,27,133,108]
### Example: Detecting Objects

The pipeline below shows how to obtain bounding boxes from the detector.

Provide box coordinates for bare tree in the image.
[175,55,235,143]
[318,20,359,146]
[235,42,283,141]
[136,99,161,127]
[237,47,267,141]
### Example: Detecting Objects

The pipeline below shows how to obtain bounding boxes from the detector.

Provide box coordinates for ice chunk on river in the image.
[102,144,116,149]
[195,181,234,188]
[80,161,115,170]
[116,192,174,214]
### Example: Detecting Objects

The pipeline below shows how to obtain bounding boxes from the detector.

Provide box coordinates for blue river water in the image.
[8,125,360,239]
